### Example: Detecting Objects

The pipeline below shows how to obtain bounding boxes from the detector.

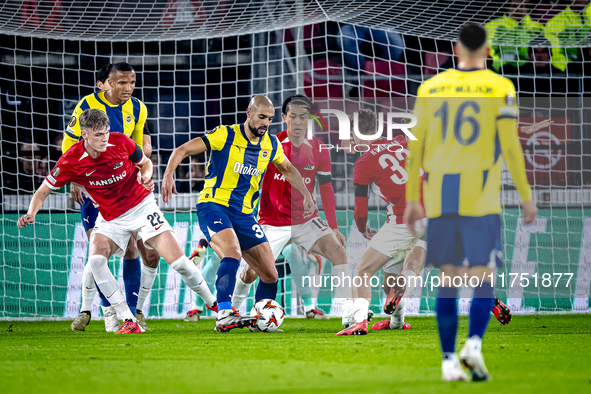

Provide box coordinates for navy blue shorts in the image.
[196,202,268,251]
[426,214,503,269]
[80,196,99,231]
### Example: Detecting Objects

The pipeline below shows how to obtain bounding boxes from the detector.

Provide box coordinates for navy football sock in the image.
[123,257,141,315]
[436,286,459,356]
[96,281,111,307]
[215,257,240,311]
[469,281,495,339]
[255,280,278,302]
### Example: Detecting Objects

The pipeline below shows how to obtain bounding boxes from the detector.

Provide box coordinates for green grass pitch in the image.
[0,315,589,393]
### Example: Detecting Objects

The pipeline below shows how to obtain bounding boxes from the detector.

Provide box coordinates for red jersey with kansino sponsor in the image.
[353,136,423,223]
[44,132,150,221]
[259,130,331,226]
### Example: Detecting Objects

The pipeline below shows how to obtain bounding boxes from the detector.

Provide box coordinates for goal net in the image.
[1,0,590,319]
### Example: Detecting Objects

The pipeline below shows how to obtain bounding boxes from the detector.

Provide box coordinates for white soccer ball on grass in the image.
[250,299,284,332]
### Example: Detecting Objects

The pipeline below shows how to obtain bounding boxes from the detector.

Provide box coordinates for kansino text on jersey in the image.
[320,142,405,154]
[88,171,127,186]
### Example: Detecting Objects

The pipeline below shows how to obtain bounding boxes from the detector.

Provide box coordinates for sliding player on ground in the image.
[336,110,426,336]
[231,95,355,325]
[66,63,159,332]
[405,24,537,381]
[161,95,316,332]
[19,109,216,334]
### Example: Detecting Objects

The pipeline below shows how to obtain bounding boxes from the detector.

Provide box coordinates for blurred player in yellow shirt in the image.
[404,24,537,382]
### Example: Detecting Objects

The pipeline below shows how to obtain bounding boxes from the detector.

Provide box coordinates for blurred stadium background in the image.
[1,0,590,320]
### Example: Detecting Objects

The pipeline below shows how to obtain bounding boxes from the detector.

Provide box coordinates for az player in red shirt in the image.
[337,110,428,336]
[231,95,358,328]
[18,109,216,334]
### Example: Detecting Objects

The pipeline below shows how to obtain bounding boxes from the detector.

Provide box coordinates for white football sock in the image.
[137,264,157,312]
[170,256,216,308]
[390,299,406,329]
[80,262,96,312]
[353,298,370,323]
[232,276,252,309]
[332,264,353,300]
[89,255,134,321]
[101,305,116,316]
[402,269,418,295]
[341,298,354,317]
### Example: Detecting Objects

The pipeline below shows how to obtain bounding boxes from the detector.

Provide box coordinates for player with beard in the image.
[162,95,316,332]
[230,95,357,327]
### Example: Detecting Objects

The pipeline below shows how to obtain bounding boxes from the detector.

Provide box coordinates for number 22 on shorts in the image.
[147,212,164,230]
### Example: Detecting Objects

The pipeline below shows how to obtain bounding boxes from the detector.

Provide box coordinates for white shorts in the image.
[262,217,336,259]
[370,218,428,274]
[91,194,174,257]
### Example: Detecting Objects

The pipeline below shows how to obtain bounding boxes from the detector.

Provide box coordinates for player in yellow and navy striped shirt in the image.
[162,95,315,332]
[62,65,147,153]
[404,24,537,382]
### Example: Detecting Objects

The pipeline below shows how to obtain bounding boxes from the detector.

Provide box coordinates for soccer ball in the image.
[250,299,284,332]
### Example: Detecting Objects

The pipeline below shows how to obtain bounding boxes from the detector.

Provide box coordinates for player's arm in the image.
[62,100,85,204]
[353,183,376,240]
[162,137,208,203]
[274,156,316,219]
[496,100,537,224]
[518,119,553,135]
[136,154,154,192]
[19,159,72,229]
[352,159,376,240]
[131,101,148,152]
[317,146,345,245]
[404,92,428,235]
[142,121,152,157]
[17,183,53,229]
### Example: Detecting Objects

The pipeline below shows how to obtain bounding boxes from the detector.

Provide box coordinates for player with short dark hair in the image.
[162,95,316,332]
[19,109,216,335]
[405,23,537,381]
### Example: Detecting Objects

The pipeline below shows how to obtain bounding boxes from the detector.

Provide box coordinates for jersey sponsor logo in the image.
[47,175,56,184]
[68,116,76,127]
[113,161,123,170]
[274,173,286,182]
[303,177,312,184]
[52,167,61,177]
[304,164,314,170]
[86,170,97,176]
[233,162,263,177]
[88,171,127,186]
[261,150,269,159]
[125,115,133,124]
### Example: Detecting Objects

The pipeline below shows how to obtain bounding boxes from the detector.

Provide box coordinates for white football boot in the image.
[441,354,469,382]
[459,336,490,381]
[102,306,120,332]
